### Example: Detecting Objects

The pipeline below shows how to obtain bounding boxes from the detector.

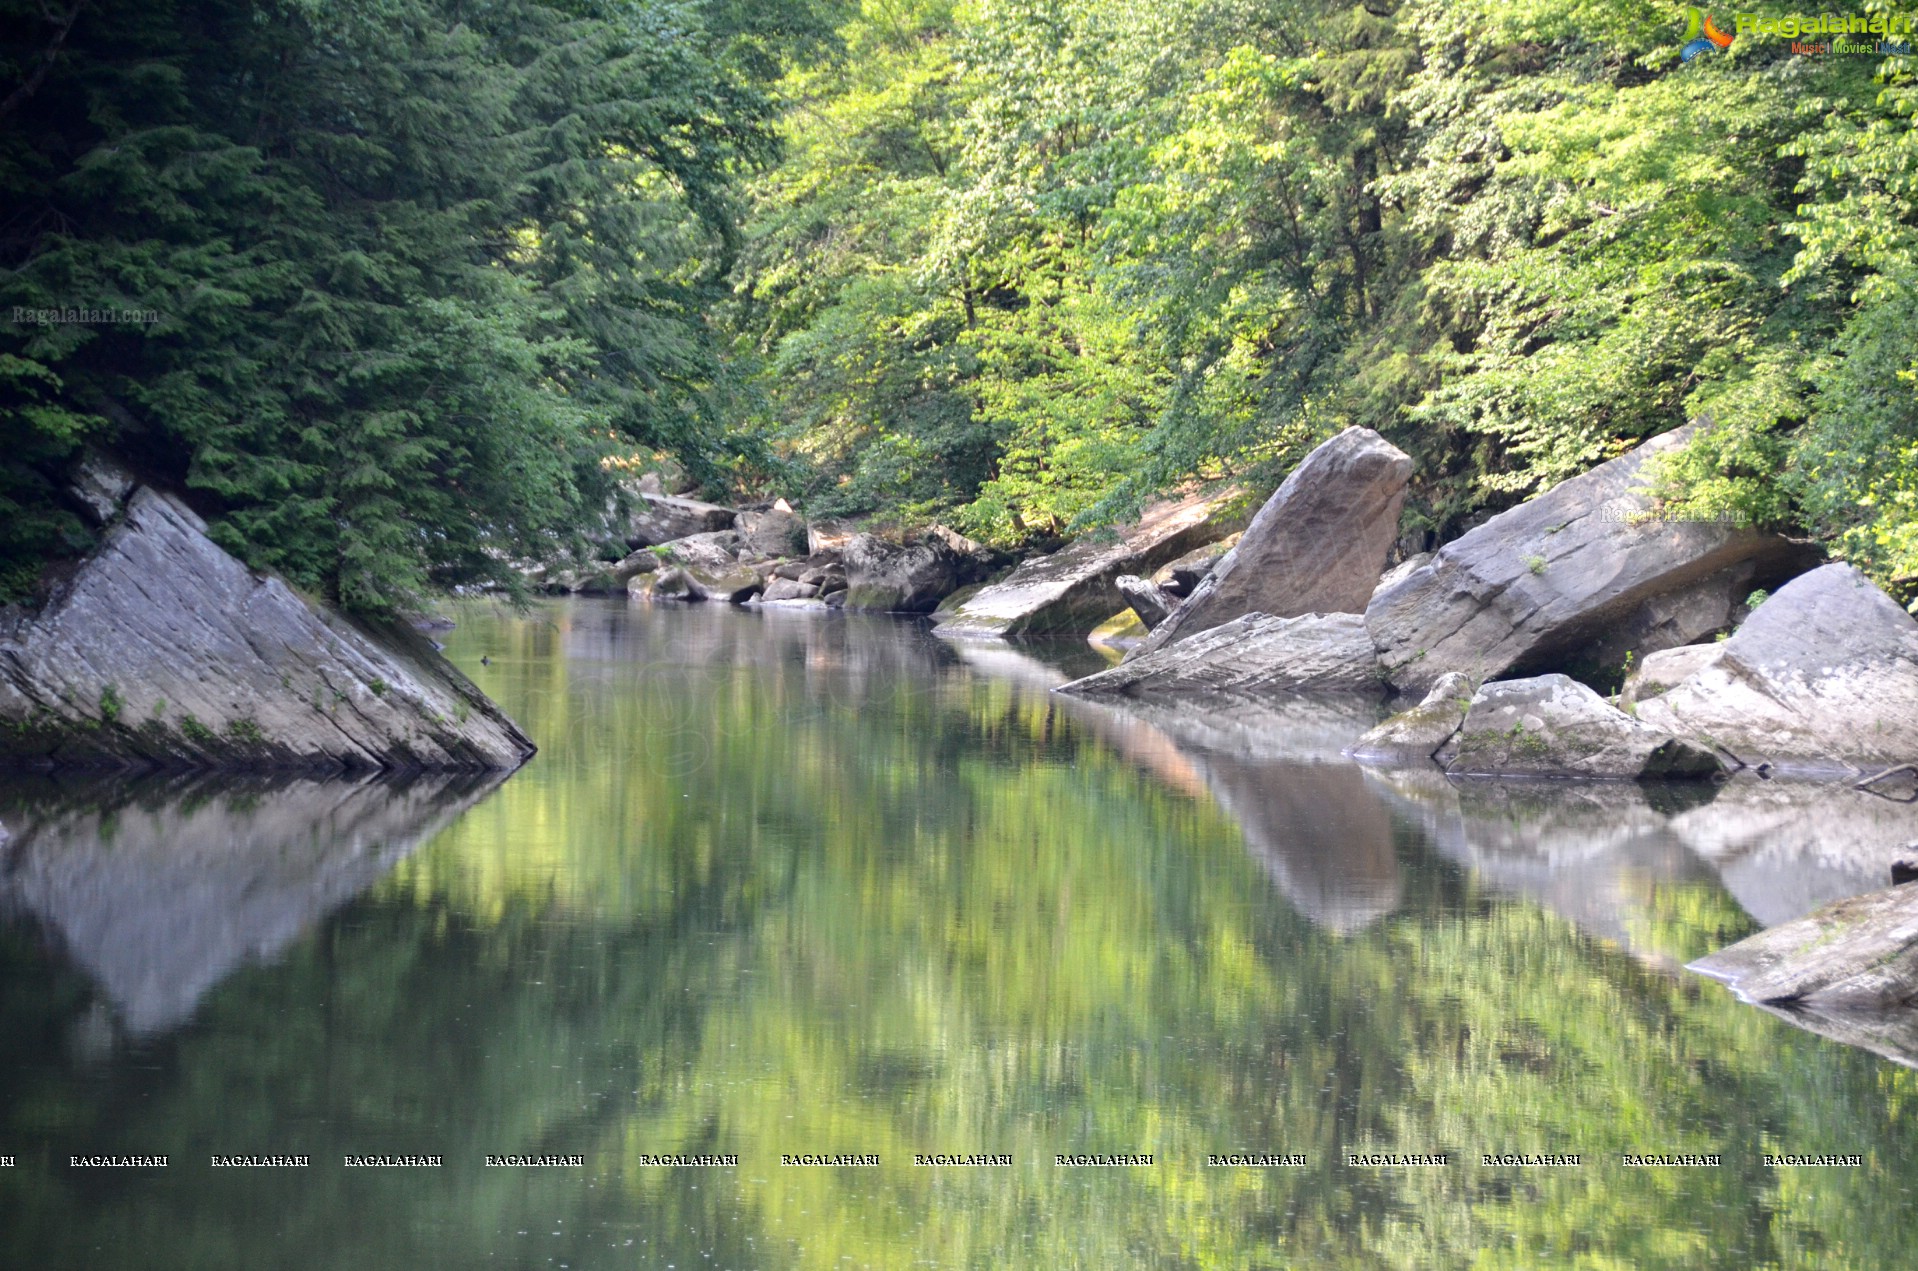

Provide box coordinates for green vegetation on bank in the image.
[7,0,1918,610]
[0,0,825,610]
[733,0,1918,594]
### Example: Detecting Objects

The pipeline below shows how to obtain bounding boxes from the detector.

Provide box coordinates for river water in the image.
[4,598,1918,1268]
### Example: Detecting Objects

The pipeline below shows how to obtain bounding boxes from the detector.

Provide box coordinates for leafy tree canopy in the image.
[9,0,1918,609]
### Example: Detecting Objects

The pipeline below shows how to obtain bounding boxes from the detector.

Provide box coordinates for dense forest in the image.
[5,0,1918,614]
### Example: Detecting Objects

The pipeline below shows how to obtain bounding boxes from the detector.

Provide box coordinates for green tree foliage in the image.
[13,0,1918,605]
[731,0,1918,596]
[0,0,812,612]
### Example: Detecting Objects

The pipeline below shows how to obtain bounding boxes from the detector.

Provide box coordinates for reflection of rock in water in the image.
[550,597,1111,722]
[1058,690,1401,933]
[0,771,506,1037]
[943,639,1114,694]
[1206,760,1402,935]
[1667,782,1918,926]
[1363,768,1717,958]
[1753,1002,1918,1070]
[1366,766,1918,944]
[1073,691,1386,765]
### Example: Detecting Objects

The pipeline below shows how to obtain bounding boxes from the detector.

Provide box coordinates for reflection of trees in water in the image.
[4,602,1918,1268]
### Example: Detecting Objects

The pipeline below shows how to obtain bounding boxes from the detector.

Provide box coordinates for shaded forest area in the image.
[5,0,1918,614]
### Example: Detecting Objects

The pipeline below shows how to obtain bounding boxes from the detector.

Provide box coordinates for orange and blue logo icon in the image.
[1681,6,1736,58]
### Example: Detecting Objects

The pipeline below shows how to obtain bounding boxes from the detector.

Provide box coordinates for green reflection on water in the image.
[2,599,1917,1269]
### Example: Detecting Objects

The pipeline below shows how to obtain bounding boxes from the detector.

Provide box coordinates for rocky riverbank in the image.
[1039,424,1917,789]
[545,474,1251,631]
[1003,421,1918,1052]
[575,422,1917,788]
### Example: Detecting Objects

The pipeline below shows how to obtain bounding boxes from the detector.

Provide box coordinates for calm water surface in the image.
[5,598,1918,1268]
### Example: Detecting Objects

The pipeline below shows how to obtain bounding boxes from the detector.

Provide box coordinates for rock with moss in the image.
[0,486,534,773]
[640,532,763,602]
[1366,425,1822,696]
[1631,563,1918,775]
[1347,672,1476,763]
[1691,883,1918,1009]
[1617,643,1724,711]
[1435,674,1720,780]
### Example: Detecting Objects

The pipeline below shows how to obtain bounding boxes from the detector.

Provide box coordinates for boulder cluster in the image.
[543,474,1255,630]
[1027,423,1918,783]
[531,477,1005,615]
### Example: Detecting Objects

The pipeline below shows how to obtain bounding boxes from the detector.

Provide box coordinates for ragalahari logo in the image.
[1681,6,1737,57]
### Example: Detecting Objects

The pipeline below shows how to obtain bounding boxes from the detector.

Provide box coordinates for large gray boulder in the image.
[1365,425,1821,696]
[1435,674,1720,779]
[932,488,1242,638]
[1631,563,1918,774]
[660,530,741,573]
[1347,672,1476,764]
[843,528,991,613]
[760,578,819,603]
[623,491,736,548]
[1056,612,1385,697]
[0,487,534,773]
[650,565,762,604]
[1127,428,1411,661]
[641,531,762,602]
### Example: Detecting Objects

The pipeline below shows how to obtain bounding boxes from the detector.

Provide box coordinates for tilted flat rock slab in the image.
[0,488,534,772]
[1055,612,1385,697]
[1435,674,1720,780]
[1691,884,1918,1009]
[1633,563,1918,774]
[932,488,1241,638]
[1365,425,1820,696]
[1128,428,1410,661]
[1115,575,1174,630]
